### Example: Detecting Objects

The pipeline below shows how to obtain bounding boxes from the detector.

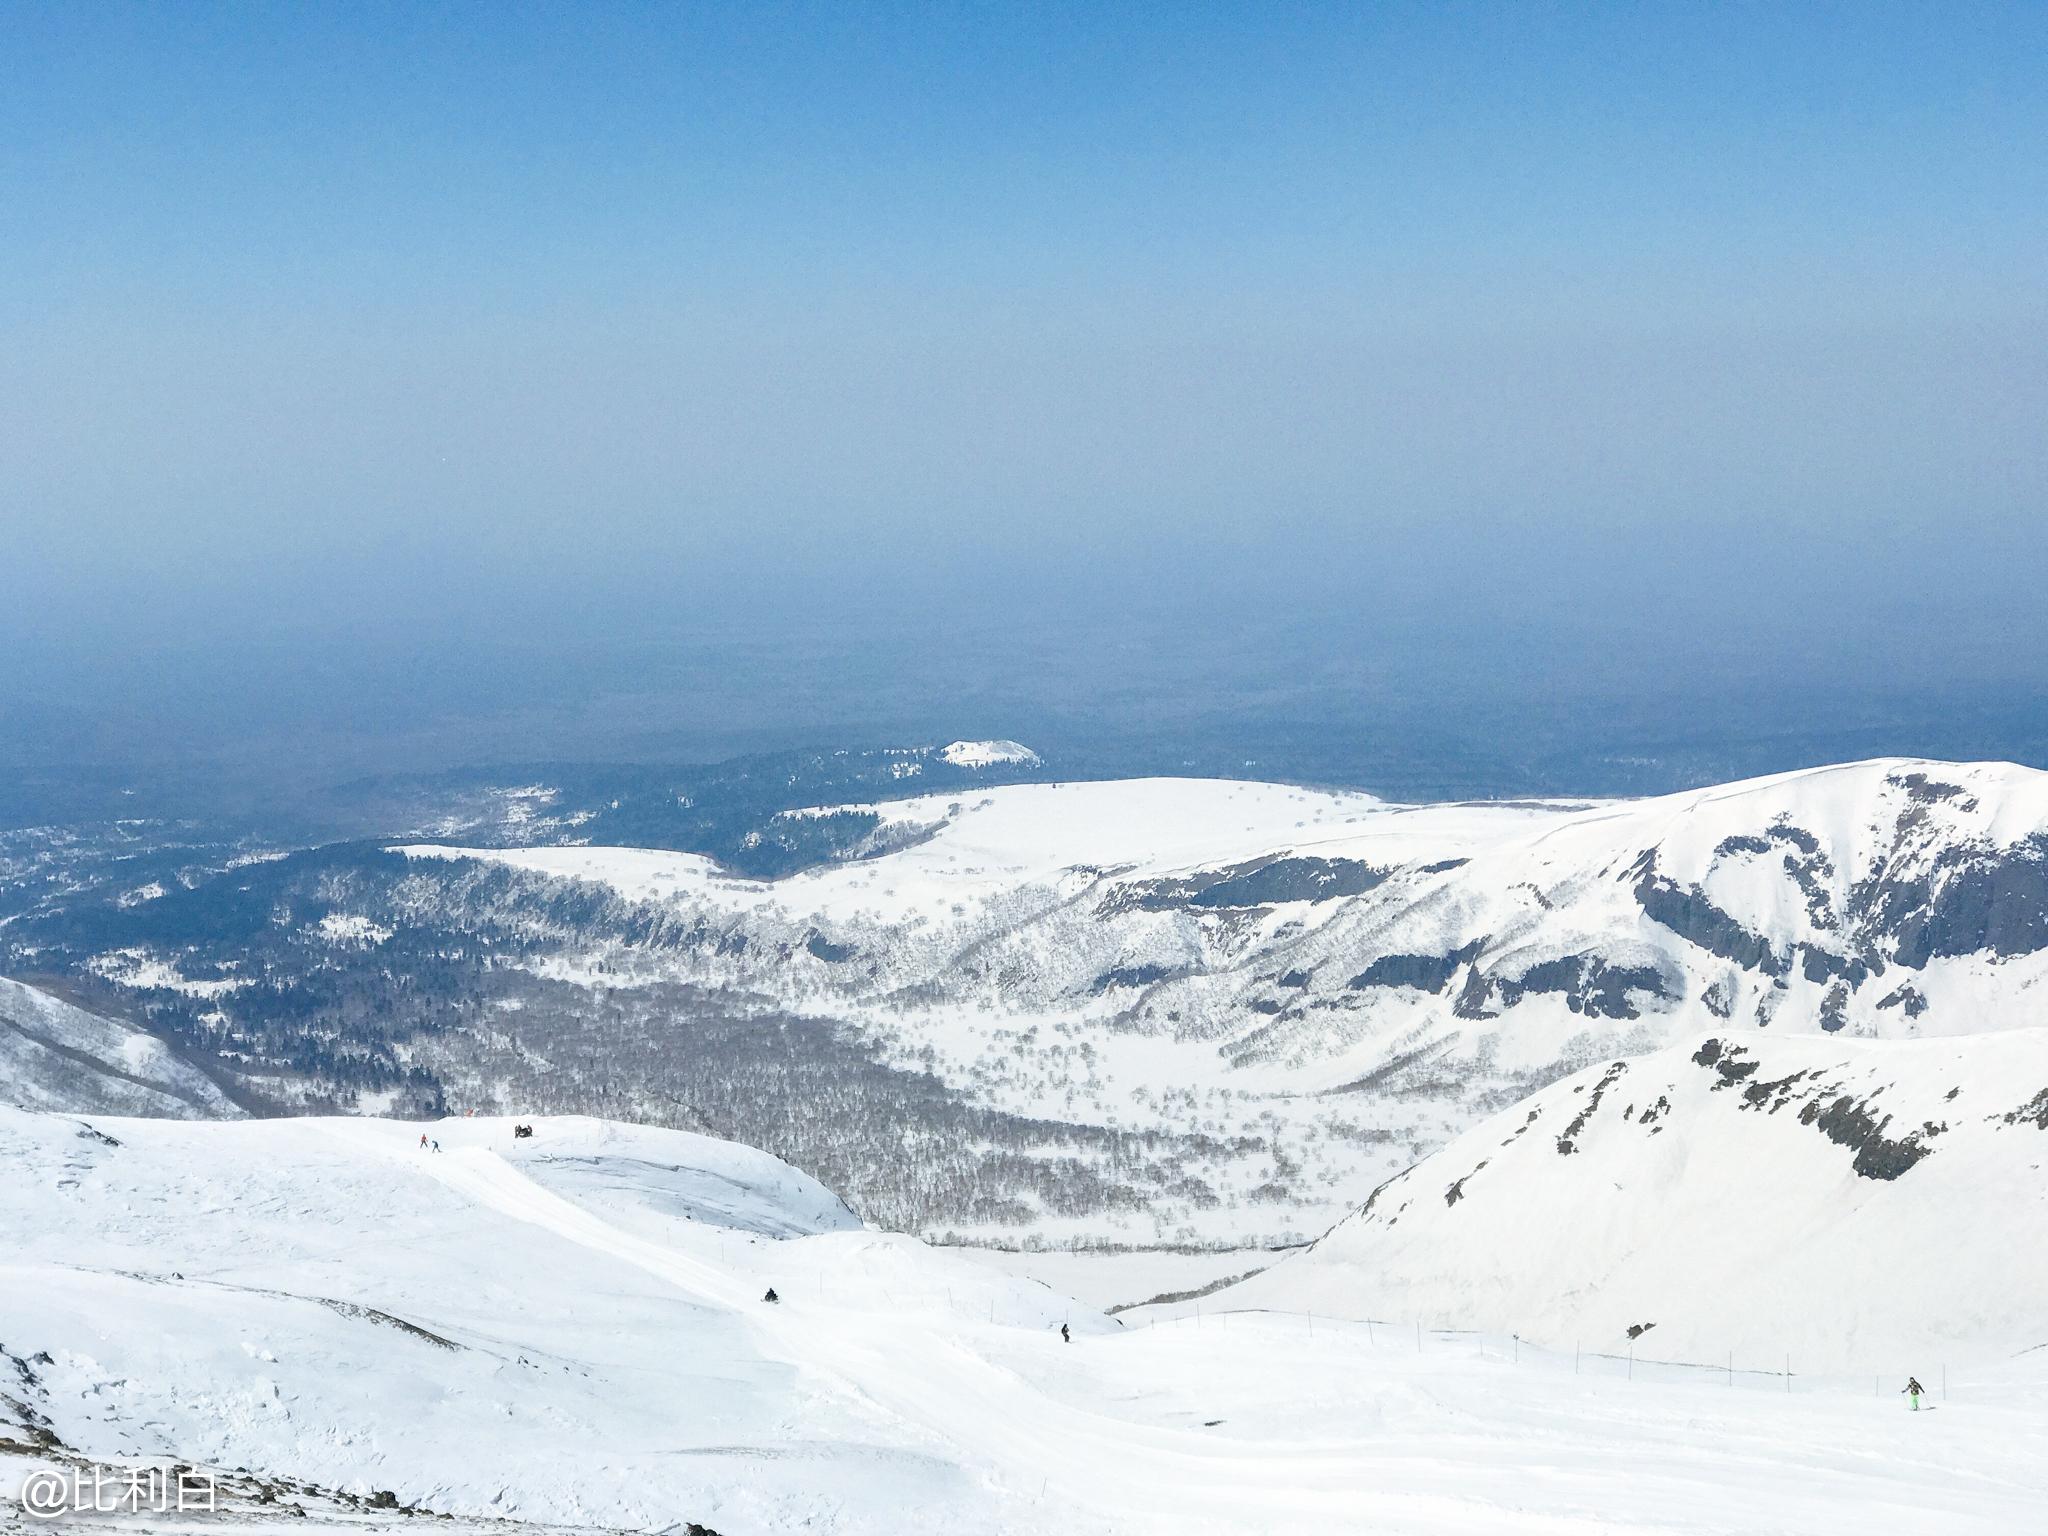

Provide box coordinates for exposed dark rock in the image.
[1444,1159,1488,1205]
[1188,857,1391,908]
[1879,835,2048,966]
[1797,1094,1938,1180]
[1876,984,1928,1018]
[1693,1037,1762,1088]
[1346,941,1483,994]
[1800,947,1868,986]
[1714,834,1775,857]
[1556,1061,1628,1154]
[1634,858,1787,975]
[1713,823,1834,928]
[1817,982,1850,1033]
[1738,1069,1813,1114]
[1893,772,1977,810]
[1090,962,1177,993]
[2002,1088,2048,1130]
[1452,968,1497,1019]
[1110,855,1391,912]
[1457,953,1672,1021]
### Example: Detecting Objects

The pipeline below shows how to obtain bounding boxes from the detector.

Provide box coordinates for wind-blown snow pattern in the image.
[6,1106,2047,1533]
[1216,1028,2048,1369]
[0,976,239,1119]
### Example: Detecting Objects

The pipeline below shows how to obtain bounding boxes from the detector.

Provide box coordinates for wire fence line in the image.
[1133,1302,1962,1403]
[772,1264,1972,1405]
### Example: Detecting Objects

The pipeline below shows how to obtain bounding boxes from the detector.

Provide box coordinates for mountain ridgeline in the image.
[5,754,2048,1246]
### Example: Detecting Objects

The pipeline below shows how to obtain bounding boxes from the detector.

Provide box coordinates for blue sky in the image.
[2,3,2045,771]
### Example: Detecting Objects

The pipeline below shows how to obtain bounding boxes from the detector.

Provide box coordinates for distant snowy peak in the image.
[937,738,1041,768]
[1219,1027,2048,1367]
[0,976,240,1119]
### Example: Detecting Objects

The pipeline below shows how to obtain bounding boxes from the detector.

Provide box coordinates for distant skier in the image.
[418,1133,428,1149]
[513,1123,534,1139]
[1903,1376,1925,1411]
[430,1139,441,1153]
[1060,1323,1070,1344]
[763,1287,780,1305]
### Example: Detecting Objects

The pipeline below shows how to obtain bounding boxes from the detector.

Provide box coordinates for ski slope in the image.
[6,1108,2046,1533]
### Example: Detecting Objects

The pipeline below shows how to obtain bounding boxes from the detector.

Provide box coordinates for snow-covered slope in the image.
[7,1105,2047,1534]
[375,758,2048,1240]
[938,738,1041,768]
[23,757,2048,1246]
[1213,1029,2048,1369]
[0,976,240,1119]
[404,757,2048,1057]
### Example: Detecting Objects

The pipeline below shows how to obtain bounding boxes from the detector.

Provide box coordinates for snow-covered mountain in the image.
[1212,1028,2048,1369]
[12,757,2048,1245]
[384,759,2048,1234]
[0,976,239,1119]
[7,1105,2045,1534]
[422,756,2048,1054]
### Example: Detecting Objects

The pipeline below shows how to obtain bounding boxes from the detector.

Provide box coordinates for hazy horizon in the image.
[4,4,2044,793]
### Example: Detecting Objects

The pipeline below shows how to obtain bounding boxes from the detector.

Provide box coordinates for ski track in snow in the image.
[301,1122,2048,1534]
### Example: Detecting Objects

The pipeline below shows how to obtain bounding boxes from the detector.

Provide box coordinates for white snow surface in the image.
[397,774,1537,930]
[938,738,1042,768]
[385,758,2048,1245]
[0,976,240,1119]
[4,1107,2046,1533]
[1214,1028,2048,1370]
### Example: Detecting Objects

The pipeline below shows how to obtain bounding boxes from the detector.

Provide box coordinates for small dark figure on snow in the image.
[1060,1323,1070,1343]
[1904,1376,1925,1410]
[513,1123,534,1139]
[430,1139,441,1153]
[762,1287,780,1305]
[419,1133,428,1149]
